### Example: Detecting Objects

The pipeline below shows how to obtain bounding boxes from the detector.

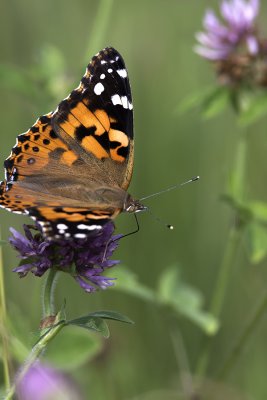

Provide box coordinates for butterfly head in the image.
[124,197,147,214]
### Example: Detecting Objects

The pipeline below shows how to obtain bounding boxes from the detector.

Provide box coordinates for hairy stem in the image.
[42,267,58,318]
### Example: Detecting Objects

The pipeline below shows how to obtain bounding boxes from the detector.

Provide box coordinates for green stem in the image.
[210,226,241,318]
[42,268,58,318]
[4,266,61,399]
[4,321,64,400]
[0,240,11,392]
[196,134,247,377]
[196,225,241,377]
[218,290,267,379]
[84,0,114,61]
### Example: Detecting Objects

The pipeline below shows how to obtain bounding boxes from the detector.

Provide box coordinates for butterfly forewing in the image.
[52,47,134,189]
[0,47,134,240]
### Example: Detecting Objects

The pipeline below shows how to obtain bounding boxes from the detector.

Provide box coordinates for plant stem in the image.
[196,133,247,377]
[196,220,242,377]
[0,241,11,392]
[42,267,58,318]
[210,226,241,318]
[218,290,267,378]
[4,266,61,399]
[84,0,114,61]
[4,321,64,400]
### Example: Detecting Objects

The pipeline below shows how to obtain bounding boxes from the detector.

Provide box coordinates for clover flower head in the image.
[16,362,83,400]
[195,0,259,61]
[9,222,122,292]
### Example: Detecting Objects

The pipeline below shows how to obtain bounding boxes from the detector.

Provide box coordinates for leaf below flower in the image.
[67,316,110,338]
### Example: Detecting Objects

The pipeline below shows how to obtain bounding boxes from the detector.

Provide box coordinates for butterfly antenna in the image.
[139,176,200,201]
[146,209,174,230]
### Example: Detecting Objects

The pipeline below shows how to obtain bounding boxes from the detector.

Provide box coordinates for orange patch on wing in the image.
[63,207,88,213]
[85,213,108,220]
[109,129,129,146]
[82,136,109,159]
[61,150,78,166]
[110,149,124,162]
[71,102,96,128]
[71,103,111,137]
[94,109,110,133]
[109,129,129,162]
[60,122,75,137]
[68,114,81,128]
[38,207,87,222]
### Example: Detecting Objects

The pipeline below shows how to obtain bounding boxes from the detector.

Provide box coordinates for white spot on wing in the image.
[121,96,128,109]
[100,73,105,79]
[111,94,132,109]
[57,223,68,230]
[101,60,107,64]
[94,82,105,95]
[77,224,102,231]
[74,233,87,239]
[111,94,122,106]
[107,68,113,73]
[117,69,127,78]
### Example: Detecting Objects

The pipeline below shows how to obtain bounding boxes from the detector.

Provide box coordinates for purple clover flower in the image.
[9,222,122,292]
[195,0,259,61]
[16,362,83,400]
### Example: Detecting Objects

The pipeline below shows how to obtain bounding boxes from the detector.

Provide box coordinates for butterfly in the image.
[0,47,146,240]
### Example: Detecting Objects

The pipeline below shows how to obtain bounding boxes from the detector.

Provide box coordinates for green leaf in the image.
[109,267,156,302]
[158,266,219,335]
[0,64,39,99]
[201,86,230,119]
[246,201,267,223]
[245,222,267,264]
[87,310,134,324]
[67,316,110,338]
[177,85,230,119]
[44,325,103,370]
[238,91,267,126]
[176,86,216,115]
[37,44,67,100]
[0,240,7,246]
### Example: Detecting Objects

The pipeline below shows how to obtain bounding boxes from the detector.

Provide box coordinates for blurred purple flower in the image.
[16,362,83,400]
[195,0,259,60]
[9,222,122,292]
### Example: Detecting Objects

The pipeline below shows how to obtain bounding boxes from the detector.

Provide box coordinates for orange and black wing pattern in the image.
[52,47,134,190]
[0,48,134,239]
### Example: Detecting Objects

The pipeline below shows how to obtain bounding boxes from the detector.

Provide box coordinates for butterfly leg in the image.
[101,214,140,262]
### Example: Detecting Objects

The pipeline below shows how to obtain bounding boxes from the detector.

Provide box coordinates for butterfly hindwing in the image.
[0,47,134,239]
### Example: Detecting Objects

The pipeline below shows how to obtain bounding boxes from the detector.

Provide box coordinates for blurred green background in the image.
[1,0,267,399]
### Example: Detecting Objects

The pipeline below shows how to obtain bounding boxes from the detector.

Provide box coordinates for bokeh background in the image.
[1,1,267,399]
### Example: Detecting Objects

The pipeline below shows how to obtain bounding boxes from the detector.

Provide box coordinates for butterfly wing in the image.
[52,47,134,190]
[0,48,134,239]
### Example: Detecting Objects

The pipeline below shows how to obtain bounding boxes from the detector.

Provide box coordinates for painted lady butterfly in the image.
[0,47,146,240]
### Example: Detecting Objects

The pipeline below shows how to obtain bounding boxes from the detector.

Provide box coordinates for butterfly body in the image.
[0,47,144,239]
